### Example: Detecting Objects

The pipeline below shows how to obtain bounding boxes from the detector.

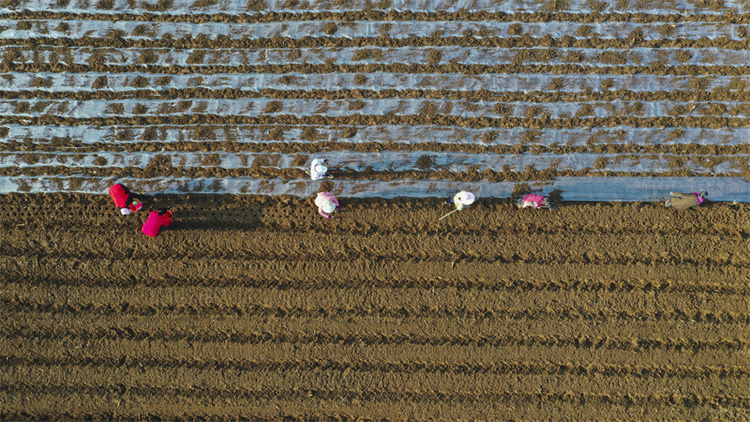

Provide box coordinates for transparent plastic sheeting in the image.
[2,176,748,202]
[2,20,746,42]
[11,46,750,68]
[4,0,746,14]
[3,98,747,119]
[4,73,749,95]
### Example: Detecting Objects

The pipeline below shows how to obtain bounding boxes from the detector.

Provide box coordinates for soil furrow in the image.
[6,300,748,324]
[2,376,747,408]
[6,263,748,295]
[4,283,747,319]
[5,336,747,375]
[5,228,747,267]
[6,315,747,355]
[3,328,747,351]
[0,393,740,421]
[3,355,747,378]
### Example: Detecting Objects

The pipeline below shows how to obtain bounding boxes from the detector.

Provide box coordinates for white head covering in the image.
[455,191,475,206]
[310,158,328,180]
[120,207,131,215]
[315,194,336,214]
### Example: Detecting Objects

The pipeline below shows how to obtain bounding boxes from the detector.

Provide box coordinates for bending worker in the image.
[310,158,332,180]
[315,192,340,219]
[451,191,476,211]
[108,183,143,215]
[142,208,173,237]
[518,193,554,210]
[665,191,707,210]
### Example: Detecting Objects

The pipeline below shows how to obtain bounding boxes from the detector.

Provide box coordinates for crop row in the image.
[4,124,747,149]
[4,151,747,176]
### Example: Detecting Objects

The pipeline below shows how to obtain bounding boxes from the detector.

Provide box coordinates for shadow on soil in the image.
[139,194,266,231]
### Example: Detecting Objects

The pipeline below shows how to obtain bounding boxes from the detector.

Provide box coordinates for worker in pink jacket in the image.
[108,183,143,215]
[314,192,340,219]
[517,193,554,210]
[142,208,173,237]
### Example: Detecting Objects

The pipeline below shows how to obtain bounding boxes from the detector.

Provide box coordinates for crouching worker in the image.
[665,191,707,210]
[109,183,143,215]
[142,208,173,237]
[450,191,476,211]
[310,158,333,180]
[315,192,339,219]
[518,193,554,210]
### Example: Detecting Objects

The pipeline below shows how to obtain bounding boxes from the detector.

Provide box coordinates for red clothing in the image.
[109,184,131,208]
[109,184,142,213]
[142,211,172,237]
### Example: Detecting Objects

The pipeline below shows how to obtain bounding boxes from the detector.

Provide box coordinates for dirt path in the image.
[1,193,749,420]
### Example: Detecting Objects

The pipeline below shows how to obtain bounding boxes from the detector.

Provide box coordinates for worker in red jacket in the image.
[109,183,143,215]
[142,208,173,237]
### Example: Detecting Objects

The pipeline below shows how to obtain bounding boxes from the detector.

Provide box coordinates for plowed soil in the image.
[2,193,749,420]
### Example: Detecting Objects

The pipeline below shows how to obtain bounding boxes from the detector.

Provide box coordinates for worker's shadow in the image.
[144,194,265,232]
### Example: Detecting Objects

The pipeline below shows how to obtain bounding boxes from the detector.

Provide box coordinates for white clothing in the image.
[454,191,475,205]
[120,208,131,215]
[314,195,336,214]
[310,158,328,180]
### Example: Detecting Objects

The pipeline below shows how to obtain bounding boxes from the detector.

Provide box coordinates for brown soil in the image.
[2,193,749,420]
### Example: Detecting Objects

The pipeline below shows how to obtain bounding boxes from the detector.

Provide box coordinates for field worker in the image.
[451,191,475,211]
[518,193,553,210]
[315,192,340,219]
[142,208,173,237]
[108,183,143,215]
[665,191,707,210]
[310,158,332,180]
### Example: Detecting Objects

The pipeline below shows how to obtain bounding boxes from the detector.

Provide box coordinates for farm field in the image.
[2,193,750,420]
[2,0,750,419]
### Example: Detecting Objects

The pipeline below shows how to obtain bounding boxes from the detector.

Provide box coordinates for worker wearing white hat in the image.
[310,158,330,180]
[315,191,340,219]
[452,191,475,211]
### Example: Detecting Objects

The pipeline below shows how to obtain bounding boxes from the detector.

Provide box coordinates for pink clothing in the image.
[316,192,339,219]
[142,211,172,237]
[521,194,545,208]
[693,192,705,205]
